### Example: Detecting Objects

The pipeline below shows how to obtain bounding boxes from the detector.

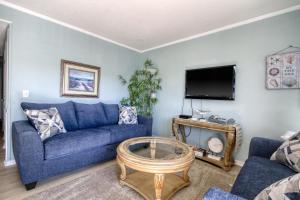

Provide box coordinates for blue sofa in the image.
[204,137,295,200]
[12,101,152,190]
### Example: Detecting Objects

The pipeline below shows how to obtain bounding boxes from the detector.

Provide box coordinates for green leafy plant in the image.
[119,59,162,116]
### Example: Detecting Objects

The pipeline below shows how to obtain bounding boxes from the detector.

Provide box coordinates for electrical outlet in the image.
[22,90,29,98]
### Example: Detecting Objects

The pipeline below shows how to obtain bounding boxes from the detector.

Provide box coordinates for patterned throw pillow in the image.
[285,192,300,199]
[118,106,138,125]
[25,107,66,141]
[254,173,300,200]
[271,138,300,172]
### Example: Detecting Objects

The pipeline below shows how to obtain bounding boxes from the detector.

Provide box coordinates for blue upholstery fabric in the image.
[12,121,44,184]
[138,115,153,136]
[101,124,147,143]
[102,103,119,125]
[12,102,153,188]
[231,156,295,199]
[74,102,119,129]
[230,137,296,200]
[204,188,246,200]
[248,137,282,159]
[204,137,295,200]
[21,101,79,131]
[44,128,110,160]
[74,102,107,129]
[43,143,118,179]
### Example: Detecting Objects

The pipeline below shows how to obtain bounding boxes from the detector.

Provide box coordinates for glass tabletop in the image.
[126,138,189,160]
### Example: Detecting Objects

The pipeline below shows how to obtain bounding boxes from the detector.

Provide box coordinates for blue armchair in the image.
[204,137,295,200]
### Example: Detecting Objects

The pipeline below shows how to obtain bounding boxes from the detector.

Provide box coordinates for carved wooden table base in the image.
[116,137,195,200]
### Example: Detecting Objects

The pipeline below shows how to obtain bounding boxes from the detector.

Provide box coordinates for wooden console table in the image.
[172,117,236,171]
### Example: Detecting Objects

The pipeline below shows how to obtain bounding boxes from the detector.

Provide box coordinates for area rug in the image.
[24,160,240,200]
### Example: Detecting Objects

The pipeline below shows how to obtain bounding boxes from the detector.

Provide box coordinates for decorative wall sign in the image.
[266,51,300,89]
[60,60,100,97]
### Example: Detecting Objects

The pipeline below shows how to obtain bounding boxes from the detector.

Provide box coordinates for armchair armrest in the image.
[203,187,246,200]
[138,115,153,136]
[12,120,44,184]
[248,137,282,159]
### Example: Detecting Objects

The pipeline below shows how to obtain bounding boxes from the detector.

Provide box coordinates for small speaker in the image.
[208,115,235,124]
[227,118,235,125]
[179,114,192,119]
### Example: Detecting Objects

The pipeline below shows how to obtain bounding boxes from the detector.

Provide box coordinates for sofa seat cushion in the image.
[21,101,79,131]
[44,128,110,160]
[100,124,147,144]
[231,156,296,200]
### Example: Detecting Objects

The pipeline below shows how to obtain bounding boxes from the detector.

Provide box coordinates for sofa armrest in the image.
[248,137,282,159]
[138,115,153,136]
[203,187,247,200]
[12,120,44,184]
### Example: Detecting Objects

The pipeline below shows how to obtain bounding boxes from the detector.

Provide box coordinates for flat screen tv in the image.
[185,65,235,100]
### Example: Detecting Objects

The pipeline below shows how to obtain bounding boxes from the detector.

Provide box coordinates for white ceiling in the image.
[2,0,300,52]
[0,21,8,56]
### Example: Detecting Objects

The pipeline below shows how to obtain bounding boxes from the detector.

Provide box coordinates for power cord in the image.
[200,99,203,110]
[179,98,193,139]
[181,96,185,114]
[190,99,193,116]
[186,127,192,137]
[178,126,192,138]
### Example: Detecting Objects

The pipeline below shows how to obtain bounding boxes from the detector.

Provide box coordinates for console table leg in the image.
[224,131,235,169]
[179,125,187,143]
[117,157,127,181]
[172,120,180,141]
[154,173,165,200]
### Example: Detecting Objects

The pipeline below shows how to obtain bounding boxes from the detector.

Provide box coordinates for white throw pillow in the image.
[255,173,300,200]
[271,138,300,173]
[118,106,138,125]
[281,131,300,141]
[25,107,66,141]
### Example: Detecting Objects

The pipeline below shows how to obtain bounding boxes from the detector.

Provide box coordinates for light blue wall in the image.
[143,11,300,161]
[0,5,142,161]
[1,4,300,163]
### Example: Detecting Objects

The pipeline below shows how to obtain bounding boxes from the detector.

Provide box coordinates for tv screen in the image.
[185,65,235,100]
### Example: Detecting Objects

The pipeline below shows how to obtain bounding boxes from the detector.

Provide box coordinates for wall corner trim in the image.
[140,4,300,53]
[234,159,245,167]
[0,1,142,53]
[4,159,16,167]
[1,1,300,53]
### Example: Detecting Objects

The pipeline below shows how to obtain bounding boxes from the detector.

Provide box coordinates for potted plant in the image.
[119,59,162,118]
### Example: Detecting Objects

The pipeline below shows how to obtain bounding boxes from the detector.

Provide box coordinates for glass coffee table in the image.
[117,137,195,200]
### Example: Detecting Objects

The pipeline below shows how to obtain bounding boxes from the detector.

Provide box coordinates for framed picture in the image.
[60,59,100,97]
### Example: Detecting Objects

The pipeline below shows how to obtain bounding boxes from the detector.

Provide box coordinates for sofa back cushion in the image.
[102,103,119,125]
[21,101,79,131]
[74,102,119,129]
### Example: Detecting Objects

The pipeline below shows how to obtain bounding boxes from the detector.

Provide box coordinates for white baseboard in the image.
[234,159,245,167]
[4,159,16,167]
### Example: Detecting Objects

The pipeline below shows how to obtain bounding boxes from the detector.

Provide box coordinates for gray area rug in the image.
[24,160,240,200]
